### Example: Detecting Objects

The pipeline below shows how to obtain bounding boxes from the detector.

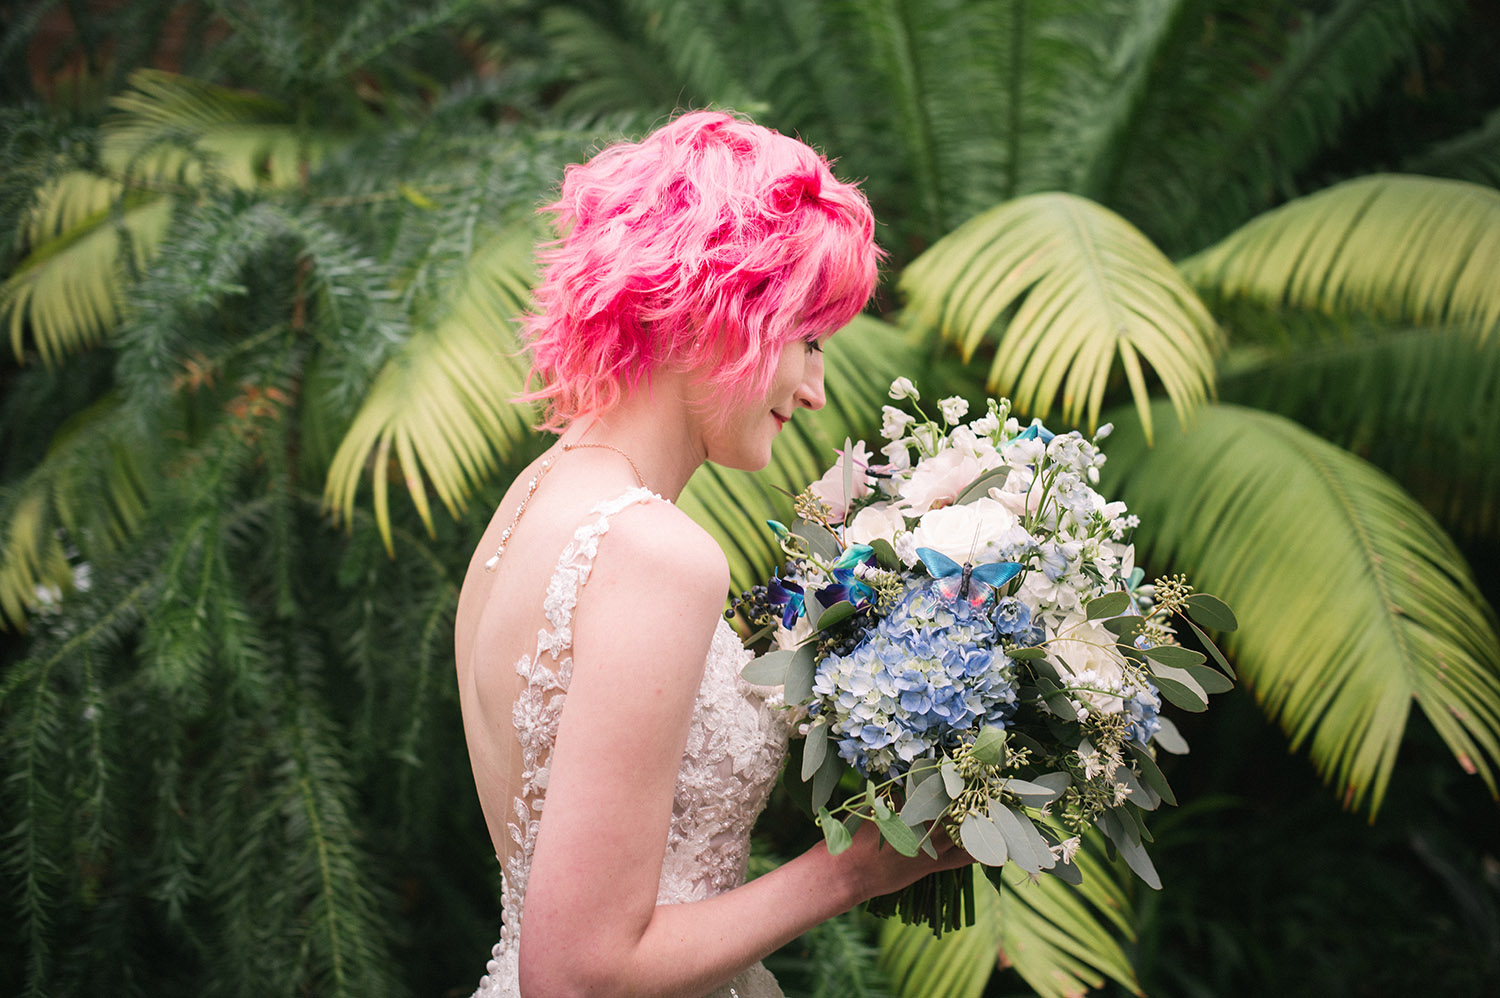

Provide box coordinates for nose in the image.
[796,355,826,411]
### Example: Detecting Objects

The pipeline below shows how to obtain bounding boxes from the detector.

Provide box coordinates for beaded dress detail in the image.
[471,488,793,998]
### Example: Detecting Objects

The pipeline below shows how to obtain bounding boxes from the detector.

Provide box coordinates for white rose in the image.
[775,614,813,652]
[845,503,908,550]
[1049,617,1127,711]
[911,498,1030,564]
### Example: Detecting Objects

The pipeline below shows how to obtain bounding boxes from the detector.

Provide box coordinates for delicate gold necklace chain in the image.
[483,442,648,572]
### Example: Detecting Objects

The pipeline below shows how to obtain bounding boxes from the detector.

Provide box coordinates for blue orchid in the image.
[766,575,806,627]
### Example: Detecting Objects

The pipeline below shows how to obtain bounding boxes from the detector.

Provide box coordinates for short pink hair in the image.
[520,110,881,426]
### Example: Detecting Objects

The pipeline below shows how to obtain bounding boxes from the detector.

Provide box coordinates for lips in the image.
[772,410,789,428]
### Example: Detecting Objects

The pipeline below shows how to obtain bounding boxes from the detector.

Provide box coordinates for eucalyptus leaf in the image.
[1007,646,1048,661]
[1085,591,1132,620]
[1035,676,1079,719]
[1143,645,1206,668]
[810,747,844,813]
[960,811,1009,866]
[785,643,817,704]
[818,807,853,855]
[940,759,964,797]
[954,466,1011,504]
[1126,742,1177,806]
[814,599,857,632]
[793,522,842,562]
[993,803,1054,872]
[842,436,855,510]
[1115,763,1159,811]
[1103,614,1145,640]
[1183,662,1234,694]
[1150,664,1208,712]
[801,720,829,781]
[869,537,902,569]
[1152,716,1190,755]
[1185,618,1237,679]
[1003,775,1068,808]
[1099,810,1161,889]
[1184,592,1238,631]
[900,768,952,824]
[876,812,922,857]
[971,725,1008,766]
[741,648,796,687]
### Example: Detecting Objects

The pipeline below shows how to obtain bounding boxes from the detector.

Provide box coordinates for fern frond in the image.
[1183,174,1500,342]
[900,192,1220,442]
[1103,402,1500,813]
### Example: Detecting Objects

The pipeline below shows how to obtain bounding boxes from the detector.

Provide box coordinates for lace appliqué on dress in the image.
[472,488,793,998]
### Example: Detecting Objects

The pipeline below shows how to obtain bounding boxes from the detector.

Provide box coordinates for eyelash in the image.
[805,338,823,354]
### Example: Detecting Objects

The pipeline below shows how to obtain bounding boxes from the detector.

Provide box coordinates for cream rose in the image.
[807,441,874,523]
[910,498,1030,564]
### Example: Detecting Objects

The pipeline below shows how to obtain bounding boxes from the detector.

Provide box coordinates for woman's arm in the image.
[509,505,970,998]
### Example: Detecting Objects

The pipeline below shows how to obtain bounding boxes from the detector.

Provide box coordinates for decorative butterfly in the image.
[916,547,1022,607]
[1012,421,1055,444]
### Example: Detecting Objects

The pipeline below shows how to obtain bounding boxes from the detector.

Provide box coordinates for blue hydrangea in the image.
[811,584,1019,776]
[1123,681,1163,746]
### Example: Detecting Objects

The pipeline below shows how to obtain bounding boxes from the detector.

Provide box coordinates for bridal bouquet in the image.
[736,378,1237,934]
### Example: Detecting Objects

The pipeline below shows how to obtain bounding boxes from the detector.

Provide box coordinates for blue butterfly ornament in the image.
[915,547,1022,608]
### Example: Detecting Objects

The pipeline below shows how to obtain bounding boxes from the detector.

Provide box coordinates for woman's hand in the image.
[832,819,974,906]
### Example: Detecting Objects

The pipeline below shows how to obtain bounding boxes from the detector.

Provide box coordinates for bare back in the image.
[454,449,649,859]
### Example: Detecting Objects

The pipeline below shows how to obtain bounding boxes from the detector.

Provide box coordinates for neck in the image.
[557,374,706,501]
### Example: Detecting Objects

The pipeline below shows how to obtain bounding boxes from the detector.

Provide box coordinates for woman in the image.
[454,111,971,998]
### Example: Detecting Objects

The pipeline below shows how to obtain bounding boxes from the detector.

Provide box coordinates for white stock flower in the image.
[881,405,916,440]
[938,396,969,424]
[881,438,912,472]
[888,377,920,401]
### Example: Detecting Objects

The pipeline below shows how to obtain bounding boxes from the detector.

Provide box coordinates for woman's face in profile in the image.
[699,337,827,472]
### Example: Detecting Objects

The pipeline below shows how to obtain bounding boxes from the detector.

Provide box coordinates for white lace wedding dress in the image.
[470,488,794,998]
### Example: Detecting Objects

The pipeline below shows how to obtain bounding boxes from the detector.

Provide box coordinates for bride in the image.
[454,110,971,998]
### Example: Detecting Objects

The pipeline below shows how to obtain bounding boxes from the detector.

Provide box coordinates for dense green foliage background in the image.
[3,1,1499,995]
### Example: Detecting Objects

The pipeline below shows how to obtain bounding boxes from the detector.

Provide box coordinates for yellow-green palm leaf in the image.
[3,197,173,365]
[1183,174,1500,340]
[323,226,537,552]
[1104,402,1500,813]
[879,840,1140,998]
[900,192,1220,442]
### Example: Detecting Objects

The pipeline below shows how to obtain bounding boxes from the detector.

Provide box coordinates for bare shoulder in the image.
[588,499,730,608]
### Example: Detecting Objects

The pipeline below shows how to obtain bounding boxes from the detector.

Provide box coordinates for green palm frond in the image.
[1183,175,1500,341]
[878,839,1140,998]
[679,315,923,592]
[1220,327,1500,538]
[1139,0,1463,252]
[2,197,173,365]
[1103,402,1500,813]
[104,69,314,189]
[899,192,1219,442]
[323,225,536,552]
[1402,107,1500,188]
[0,395,153,628]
